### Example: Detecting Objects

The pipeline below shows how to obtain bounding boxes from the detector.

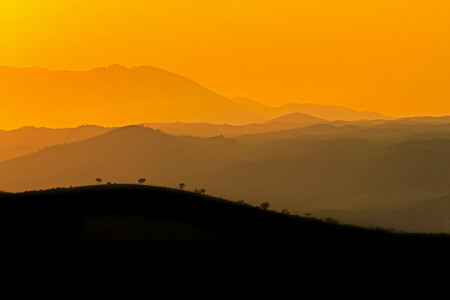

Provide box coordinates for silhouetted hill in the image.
[0,125,110,162]
[1,185,448,241]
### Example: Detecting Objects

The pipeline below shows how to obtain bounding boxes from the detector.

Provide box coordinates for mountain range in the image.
[0,65,388,130]
[1,65,449,234]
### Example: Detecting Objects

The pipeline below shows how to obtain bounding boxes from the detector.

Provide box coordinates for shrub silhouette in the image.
[325,217,339,224]
[179,183,186,190]
[195,188,206,195]
[281,209,290,215]
[305,213,312,218]
[95,178,102,185]
[138,178,146,185]
[260,203,270,211]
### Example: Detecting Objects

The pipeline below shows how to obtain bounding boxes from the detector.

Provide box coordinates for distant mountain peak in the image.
[266,113,327,125]
[107,64,129,70]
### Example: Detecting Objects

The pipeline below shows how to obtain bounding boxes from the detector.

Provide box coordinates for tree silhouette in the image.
[179,183,186,190]
[138,178,146,185]
[96,178,102,185]
[281,209,290,215]
[260,203,270,211]
[305,213,312,218]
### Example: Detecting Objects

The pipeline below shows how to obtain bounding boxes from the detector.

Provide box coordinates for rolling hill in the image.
[1,185,448,241]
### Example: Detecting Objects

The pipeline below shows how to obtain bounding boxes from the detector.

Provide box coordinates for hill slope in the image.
[319,193,450,234]
[0,126,110,162]
[0,126,236,192]
[1,185,448,241]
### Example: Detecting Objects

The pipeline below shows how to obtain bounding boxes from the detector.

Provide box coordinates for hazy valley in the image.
[1,66,449,236]
[1,116,450,234]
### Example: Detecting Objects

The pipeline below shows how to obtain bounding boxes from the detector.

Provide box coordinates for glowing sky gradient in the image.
[1,0,449,117]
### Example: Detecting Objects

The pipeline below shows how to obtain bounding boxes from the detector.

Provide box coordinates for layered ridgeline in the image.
[3,115,450,162]
[0,113,372,162]
[0,65,388,129]
[1,119,450,233]
[0,113,328,162]
[143,113,328,138]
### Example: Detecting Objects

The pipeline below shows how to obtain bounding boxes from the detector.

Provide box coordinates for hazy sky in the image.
[1,0,449,116]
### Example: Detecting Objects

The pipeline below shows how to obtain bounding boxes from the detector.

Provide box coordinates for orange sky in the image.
[1,0,449,117]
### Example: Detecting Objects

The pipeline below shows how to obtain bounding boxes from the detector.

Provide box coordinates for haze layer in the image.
[1,0,449,118]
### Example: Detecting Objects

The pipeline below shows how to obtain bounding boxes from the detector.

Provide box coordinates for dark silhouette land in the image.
[1,185,449,241]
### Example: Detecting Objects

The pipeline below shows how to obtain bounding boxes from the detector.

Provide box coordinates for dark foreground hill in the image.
[1,185,449,241]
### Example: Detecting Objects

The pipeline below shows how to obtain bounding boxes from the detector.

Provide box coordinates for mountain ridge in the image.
[0,65,389,129]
